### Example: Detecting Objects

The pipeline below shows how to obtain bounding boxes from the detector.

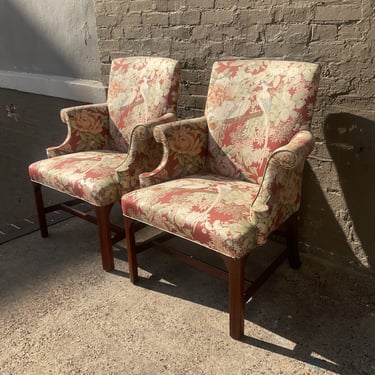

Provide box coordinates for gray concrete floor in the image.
[0,217,374,374]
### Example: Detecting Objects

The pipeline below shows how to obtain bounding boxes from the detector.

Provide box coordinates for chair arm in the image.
[115,113,177,192]
[138,116,209,187]
[250,130,315,244]
[47,103,110,157]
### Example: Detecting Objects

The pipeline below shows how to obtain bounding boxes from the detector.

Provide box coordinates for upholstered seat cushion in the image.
[122,174,261,258]
[29,151,126,206]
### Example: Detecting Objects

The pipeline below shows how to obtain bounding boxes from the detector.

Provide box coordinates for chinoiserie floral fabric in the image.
[122,59,320,258]
[29,57,180,206]
[205,60,320,184]
[47,104,110,157]
[122,174,261,258]
[139,117,209,187]
[250,130,315,245]
[108,57,180,152]
[29,151,126,206]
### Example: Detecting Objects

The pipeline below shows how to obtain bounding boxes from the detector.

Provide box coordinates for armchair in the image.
[122,59,320,339]
[28,56,180,271]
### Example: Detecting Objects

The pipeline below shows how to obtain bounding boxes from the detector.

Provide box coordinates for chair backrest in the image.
[107,56,180,152]
[205,59,320,183]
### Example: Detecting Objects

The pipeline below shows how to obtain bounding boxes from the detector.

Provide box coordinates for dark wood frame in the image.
[32,182,125,271]
[124,212,301,340]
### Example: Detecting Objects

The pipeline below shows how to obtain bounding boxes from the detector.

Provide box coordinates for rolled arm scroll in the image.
[47,103,110,157]
[115,113,177,192]
[138,116,209,187]
[250,130,315,244]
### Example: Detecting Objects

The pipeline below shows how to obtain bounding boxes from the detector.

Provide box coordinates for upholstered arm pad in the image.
[116,113,177,192]
[250,130,315,244]
[47,103,110,157]
[139,116,209,187]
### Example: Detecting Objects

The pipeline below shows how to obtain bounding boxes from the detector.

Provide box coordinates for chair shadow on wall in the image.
[324,112,375,270]
[299,163,354,263]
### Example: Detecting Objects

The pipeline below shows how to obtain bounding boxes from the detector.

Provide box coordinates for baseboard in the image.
[0,70,106,103]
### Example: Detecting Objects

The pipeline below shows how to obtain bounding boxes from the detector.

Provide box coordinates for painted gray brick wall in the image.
[93,0,375,273]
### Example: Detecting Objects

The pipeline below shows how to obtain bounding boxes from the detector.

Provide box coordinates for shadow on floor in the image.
[1,218,374,374]
[114,236,375,375]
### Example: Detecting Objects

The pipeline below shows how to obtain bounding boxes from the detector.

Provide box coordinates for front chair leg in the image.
[221,254,249,340]
[31,182,48,238]
[124,217,139,284]
[286,212,301,269]
[95,205,114,271]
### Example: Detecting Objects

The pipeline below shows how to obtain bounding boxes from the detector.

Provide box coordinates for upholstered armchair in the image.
[122,59,321,339]
[29,56,180,271]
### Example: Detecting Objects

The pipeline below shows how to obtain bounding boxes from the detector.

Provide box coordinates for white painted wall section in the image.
[0,0,104,102]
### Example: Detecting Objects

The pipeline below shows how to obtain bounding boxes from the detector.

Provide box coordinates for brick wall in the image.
[94,0,375,273]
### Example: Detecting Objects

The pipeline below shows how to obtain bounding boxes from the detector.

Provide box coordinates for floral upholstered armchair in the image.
[28,56,180,271]
[121,59,321,339]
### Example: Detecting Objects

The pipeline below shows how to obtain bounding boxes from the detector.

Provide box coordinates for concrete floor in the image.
[0,217,374,374]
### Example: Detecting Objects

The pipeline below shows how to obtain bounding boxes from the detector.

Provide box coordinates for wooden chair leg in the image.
[31,182,48,238]
[286,212,301,269]
[95,205,114,271]
[221,254,249,340]
[124,217,139,284]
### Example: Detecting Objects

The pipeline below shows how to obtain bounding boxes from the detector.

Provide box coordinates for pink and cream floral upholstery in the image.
[28,56,180,271]
[122,59,320,339]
